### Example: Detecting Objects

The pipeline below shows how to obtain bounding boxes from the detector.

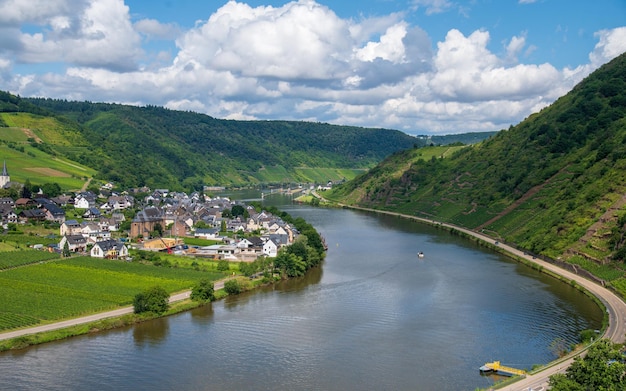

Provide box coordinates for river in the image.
[0,193,603,390]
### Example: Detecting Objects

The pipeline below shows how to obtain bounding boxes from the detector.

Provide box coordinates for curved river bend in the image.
[0,196,603,390]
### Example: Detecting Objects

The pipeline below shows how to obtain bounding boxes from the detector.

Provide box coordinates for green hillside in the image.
[8,98,423,189]
[0,112,95,191]
[327,53,626,290]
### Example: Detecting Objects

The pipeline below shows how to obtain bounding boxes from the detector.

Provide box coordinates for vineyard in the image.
[0,250,59,270]
[0,256,226,331]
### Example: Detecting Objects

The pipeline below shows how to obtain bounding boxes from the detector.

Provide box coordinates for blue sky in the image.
[0,0,625,135]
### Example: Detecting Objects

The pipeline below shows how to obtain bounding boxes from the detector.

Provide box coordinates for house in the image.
[99,217,120,232]
[59,235,88,253]
[195,244,239,259]
[90,239,129,259]
[0,197,15,207]
[50,195,73,206]
[19,208,46,222]
[43,204,66,223]
[83,207,102,220]
[81,222,110,244]
[0,207,18,225]
[101,195,133,211]
[236,236,264,249]
[194,228,220,239]
[263,239,278,258]
[74,192,97,209]
[60,219,82,236]
[15,198,37,208]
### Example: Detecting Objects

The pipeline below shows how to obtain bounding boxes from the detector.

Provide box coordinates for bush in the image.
[190,279,215,302]
[223,279,241,295]
[133,286,169,314]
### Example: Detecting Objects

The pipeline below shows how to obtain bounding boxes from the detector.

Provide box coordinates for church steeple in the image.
[0,161,9,188]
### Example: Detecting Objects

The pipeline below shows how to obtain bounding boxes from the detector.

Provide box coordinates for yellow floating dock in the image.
[479,361,526,376]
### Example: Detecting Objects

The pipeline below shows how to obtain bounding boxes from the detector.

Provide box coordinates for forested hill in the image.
[0,92,429,189]
[328,52,626,269]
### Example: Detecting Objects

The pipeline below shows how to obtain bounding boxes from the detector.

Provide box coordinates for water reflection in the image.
[133,317,170,347]
[189,303,214,325]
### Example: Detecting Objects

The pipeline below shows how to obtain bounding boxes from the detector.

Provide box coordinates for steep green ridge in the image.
[327,53,626,281]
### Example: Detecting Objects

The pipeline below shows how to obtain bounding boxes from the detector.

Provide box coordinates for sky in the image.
[0,0,625,135]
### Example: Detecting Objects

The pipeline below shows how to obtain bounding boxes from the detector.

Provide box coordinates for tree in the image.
[217,260,230,272]
[62,241,71,258]
[549,339,626,390]
[21,179,32,199]
[230,204,246,217]
[41,183,62,197]
[151,223,163,238]
[223,279,241,295]
[190,279,215,302]
[133,286,169,314]
[274,249,306,277]
[238,261,256,277]
[195,220,209,229]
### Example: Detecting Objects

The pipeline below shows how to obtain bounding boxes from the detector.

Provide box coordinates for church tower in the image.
[0,161,9,188]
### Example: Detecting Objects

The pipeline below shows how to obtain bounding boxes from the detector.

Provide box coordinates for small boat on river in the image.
[417,252,424,258]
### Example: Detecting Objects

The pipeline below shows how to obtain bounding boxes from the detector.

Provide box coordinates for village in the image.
[0,163,299,262]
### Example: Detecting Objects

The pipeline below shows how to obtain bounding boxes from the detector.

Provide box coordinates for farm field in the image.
[0,256,227,331]
[0,250,59,270]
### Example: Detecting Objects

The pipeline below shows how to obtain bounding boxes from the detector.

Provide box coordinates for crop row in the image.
[0,312,40,331]
[0,257,225,330]
[0,250,59,270]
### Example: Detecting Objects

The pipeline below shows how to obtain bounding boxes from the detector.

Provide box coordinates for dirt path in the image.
[19,128,42,143]
[80,177,92,192]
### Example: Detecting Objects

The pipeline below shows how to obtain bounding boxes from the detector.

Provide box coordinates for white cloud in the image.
[134,19,181,40]
[175,0,353,81]
[2,1,625,135]
[429,29,561,102]
[590,27,626,68]
[0,0,88,25]
[355,23,409,63]
[411,0,453,15]
[505,34,526,63]
[4,0,142,71]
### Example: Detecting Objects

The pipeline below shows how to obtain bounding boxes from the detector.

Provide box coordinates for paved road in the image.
[0,280,226,342]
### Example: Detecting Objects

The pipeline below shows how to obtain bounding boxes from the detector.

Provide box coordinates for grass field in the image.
[0,256,227,331]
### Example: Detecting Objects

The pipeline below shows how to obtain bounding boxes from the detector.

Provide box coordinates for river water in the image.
[0,194,603,390]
